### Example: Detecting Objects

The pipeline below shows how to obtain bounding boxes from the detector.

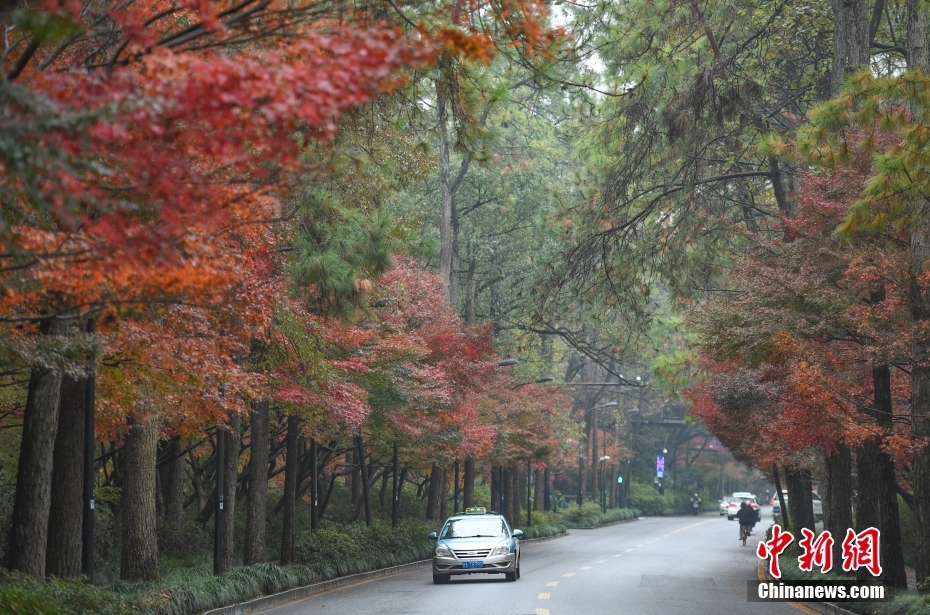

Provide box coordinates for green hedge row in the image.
[0,520,437,615]
[555,503,640,528]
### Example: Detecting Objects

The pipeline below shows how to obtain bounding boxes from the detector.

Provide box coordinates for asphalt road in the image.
[261,508,801,615]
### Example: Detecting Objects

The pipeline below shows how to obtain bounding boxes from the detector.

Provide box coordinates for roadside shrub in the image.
[157,518,212,562]
[0,572,131,615]
[559,502,639,527]
[294,519,435,575]
[629,483,665,514]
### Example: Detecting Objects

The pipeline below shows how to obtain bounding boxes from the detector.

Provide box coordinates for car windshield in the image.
[440,517,508,539]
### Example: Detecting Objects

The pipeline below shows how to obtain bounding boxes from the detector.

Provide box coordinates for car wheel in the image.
[505,570,517,582]
[516,557,521,580]
[433,573,450,585]
[727,516,733,521]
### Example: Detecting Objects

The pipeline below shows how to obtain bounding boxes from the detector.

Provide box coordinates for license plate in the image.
[462,561,484,569]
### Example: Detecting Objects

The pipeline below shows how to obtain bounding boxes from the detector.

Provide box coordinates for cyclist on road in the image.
[735,501,756,546]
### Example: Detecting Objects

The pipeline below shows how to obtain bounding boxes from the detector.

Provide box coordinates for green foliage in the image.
[156,519,213,563]
[294,520,435,573]
[0,572,132,615]
[628,483,705,516]
[900,496,917,568]
[557,503,640,527]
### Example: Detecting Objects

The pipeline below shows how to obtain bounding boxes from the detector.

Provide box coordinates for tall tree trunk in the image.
[160,438,185,525]
[908,0,930,586]
[7,317,65,578]
[356,435,373,526]
[510,461,522,528]
[533,467,544,511]
[786,466,814,556]
[829,0,871,96]
[426,463,446,522]
[873,364,908,588]
[120,419,159,581]
[490,467,500,513]
[824,445,853,566]
[222,416,240,571]
[244,401,269,565]
[856,369,884,581]
[349,450,361,506]
[279,415,299,566]
[437,54,455,304]
[463,458,476,508]
[46,372,85,579]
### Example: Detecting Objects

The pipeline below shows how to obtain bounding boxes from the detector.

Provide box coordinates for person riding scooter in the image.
[691,493,701,516]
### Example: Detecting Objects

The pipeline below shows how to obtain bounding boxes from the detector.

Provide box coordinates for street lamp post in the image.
[453,459,460,513]
[621,408,640,509]
[526,459,532,528]
[599,455,610,513]
[579,401,619,505]
[213,427,225,576]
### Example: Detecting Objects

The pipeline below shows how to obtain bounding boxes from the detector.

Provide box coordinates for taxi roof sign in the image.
[465,507,486,514]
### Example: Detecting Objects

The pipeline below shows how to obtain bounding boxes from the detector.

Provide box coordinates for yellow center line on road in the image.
[538,593,551,599]
[671,519,712,534]
[562,572,575,577]
[547,581,559,586]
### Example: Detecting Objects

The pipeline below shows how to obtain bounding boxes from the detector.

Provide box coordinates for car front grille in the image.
[453,549,491,559]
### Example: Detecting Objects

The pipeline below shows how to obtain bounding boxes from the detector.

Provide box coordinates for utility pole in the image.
[526,459,532,527]
[213,427,225,576]
[391,442,399,528]
[310,439,318,530]
[453,459,460,513]
[81,319,96,582]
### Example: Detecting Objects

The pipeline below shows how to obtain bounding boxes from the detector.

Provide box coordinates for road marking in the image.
[646,541,653,544]
[671,519,712,534]
[581,566,592,570]
[596,559,607,563]
[562,572,575,577]
[636,544,644,547]
[537,610,550,615]
[547,581,559,586]
[757,560,819,615]
[663,534,669,538]
[611,554,622,557]
[625,548,634,552]
[539,593,551,599]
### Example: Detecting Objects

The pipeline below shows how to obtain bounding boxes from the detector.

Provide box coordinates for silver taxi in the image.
[428,507,523,584]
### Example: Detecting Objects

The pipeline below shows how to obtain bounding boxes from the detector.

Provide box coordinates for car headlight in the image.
[435,545,452,557]
[490,544,511,556]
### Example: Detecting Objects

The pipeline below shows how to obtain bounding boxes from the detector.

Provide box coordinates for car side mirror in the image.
[513,529,524,539]
[428,532,438,540]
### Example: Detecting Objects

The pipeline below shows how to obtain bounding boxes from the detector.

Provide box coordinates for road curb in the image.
[200,531,569,615]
